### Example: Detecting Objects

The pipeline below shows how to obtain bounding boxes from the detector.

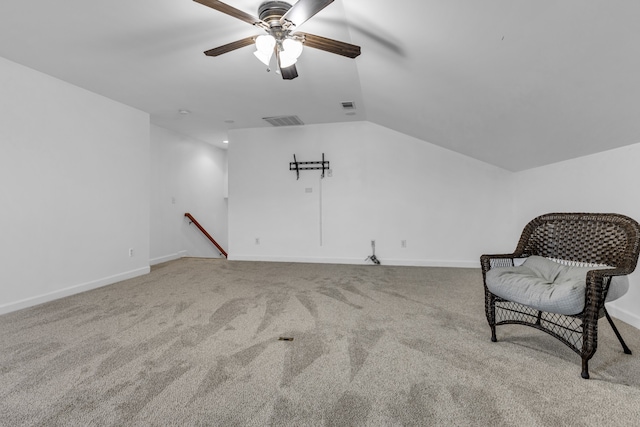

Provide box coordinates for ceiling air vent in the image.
[262,115,304,127]
[341,101,356,110]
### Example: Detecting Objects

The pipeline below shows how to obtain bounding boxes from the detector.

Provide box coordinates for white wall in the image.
[150,125,228,264]
[6,54,636,328]
[228,121,516,267]
[515,142,640,328]
[0,56,150,314]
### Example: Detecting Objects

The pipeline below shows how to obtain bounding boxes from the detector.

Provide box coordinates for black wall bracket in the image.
[290,153,330,180]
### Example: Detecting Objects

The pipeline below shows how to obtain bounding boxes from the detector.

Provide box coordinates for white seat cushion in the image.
[486,255,629,315]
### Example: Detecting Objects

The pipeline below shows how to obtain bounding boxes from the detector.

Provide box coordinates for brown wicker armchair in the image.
[481,213,640,379]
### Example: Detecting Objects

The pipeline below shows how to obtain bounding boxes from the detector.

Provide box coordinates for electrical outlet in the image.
[171,196,176,204]
[305,187,313,193]
[401,240,407,248]
[255,237,260,245]
[129,248,134,257]
[326,169,333,177]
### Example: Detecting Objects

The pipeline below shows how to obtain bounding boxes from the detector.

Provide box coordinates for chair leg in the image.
[581,358,590,379]
[604,308,632,355]
[486,292,497,342]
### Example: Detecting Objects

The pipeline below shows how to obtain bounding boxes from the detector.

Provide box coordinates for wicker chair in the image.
[481,213,640,379]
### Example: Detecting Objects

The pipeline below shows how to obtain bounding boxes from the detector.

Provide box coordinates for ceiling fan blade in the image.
[297,32,361,58]
[204,36,256,56]
[280,64,299,80]
[280,0,334,28]
[194,0,265,27]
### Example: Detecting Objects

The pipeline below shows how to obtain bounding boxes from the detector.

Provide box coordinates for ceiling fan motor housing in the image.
[258,1,292,26]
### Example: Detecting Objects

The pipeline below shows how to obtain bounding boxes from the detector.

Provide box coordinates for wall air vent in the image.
[341,101,356,110]
[262,115,304,127]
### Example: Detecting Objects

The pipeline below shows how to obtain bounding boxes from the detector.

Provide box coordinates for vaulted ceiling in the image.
[1,0,639,171]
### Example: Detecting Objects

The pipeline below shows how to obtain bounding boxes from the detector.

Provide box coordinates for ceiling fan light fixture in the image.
[255,34,276,53]
[254,34,275,66]
[279,38,303,68]
[254,50,273,66]
[279,54,297,68]
[282,38,303,59]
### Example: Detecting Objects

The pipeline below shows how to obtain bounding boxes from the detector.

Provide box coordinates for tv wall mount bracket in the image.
[290,153,330,180]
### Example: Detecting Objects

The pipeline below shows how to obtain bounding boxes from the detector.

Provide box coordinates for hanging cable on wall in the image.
[319,172,323,246]
[290,153,331,246]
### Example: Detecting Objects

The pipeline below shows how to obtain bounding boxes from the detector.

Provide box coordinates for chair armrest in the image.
[480,254,525,273]
[585,267,631,296]
[583,267,631,317]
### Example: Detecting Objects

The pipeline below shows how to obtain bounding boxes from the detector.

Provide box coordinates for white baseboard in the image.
[150,250,188,266]
[0,266,150,316]
[228,255,478,268]
[229,255,365,265]
[606,304,640,330]
[376,258,479,268]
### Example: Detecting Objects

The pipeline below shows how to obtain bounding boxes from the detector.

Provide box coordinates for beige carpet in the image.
[1,258,640,426]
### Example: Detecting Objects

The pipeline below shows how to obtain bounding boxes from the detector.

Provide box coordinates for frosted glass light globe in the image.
[255,34,276,53]
[282,38,303,59]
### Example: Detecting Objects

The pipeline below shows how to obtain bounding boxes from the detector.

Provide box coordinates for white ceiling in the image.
[1,0,639,171]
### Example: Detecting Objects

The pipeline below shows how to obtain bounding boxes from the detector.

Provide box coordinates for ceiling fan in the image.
[194,0,361,80]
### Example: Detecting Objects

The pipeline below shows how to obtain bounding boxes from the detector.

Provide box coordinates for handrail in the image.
[184,213,228,258]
